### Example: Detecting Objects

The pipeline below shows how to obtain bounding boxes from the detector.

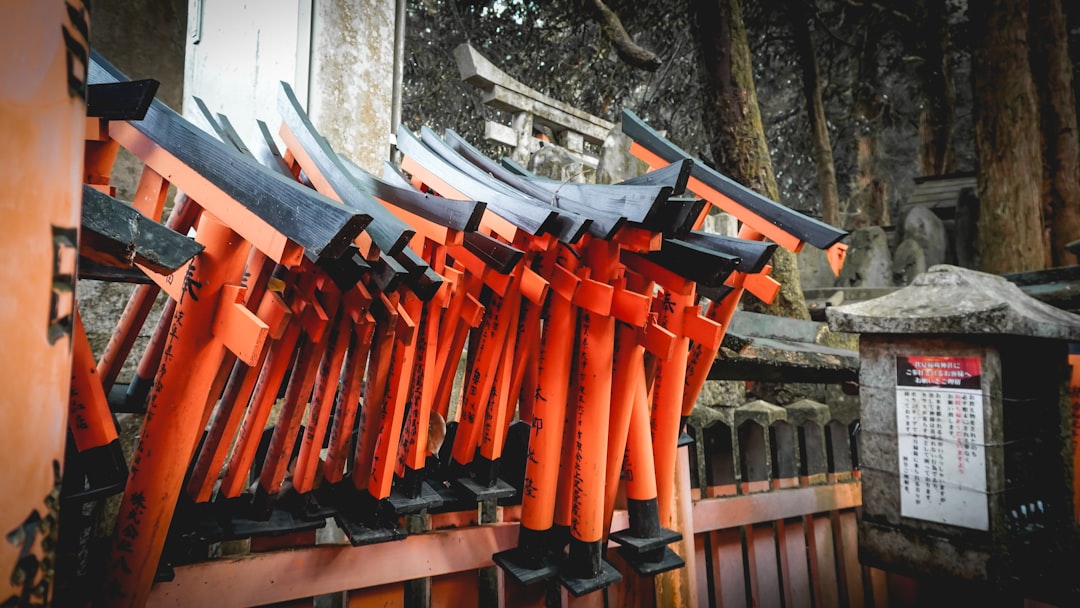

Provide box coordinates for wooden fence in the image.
[145,395,890,608]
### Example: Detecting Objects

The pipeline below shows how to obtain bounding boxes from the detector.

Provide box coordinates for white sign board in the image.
[895,355,988,530]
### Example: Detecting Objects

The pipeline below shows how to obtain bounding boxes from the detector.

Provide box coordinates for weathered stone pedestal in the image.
[828,265,1080,602]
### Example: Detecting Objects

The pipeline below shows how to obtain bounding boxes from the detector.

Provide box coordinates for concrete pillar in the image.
[184,0,396,172]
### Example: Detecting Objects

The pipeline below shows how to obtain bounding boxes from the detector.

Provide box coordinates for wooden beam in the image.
[692,482,862,532]
[148,524,519,607]
[80,184,203,274]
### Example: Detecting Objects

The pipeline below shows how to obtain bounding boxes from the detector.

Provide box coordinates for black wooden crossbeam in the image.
[380,163,525,274]
[643,239,740,288]
[444,127,667,225]
[680,231,777,275]
[621,109,847,250]
[86,79,159,120]
[278,82,415,256]
[396,126,561,240]
[341,158,485,233]
[88,52,370,262]
[416,127,593,243]
[80,185,204,274]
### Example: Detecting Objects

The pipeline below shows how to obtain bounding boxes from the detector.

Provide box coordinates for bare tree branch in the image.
[583,0,663,71]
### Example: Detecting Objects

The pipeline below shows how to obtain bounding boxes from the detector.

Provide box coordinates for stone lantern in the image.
[828,265,1080,598]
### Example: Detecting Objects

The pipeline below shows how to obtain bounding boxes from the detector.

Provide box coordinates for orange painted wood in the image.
[69,307,119,450]
[651,289,694,527]
[187,354,267,502]
[520,258,578,532]
[826,242,848,276]
[293,311,352,494]
[323,317,375,484]
[352,295,399,492]
[96,197,200,391]
[778,519,813,608]
[807,514,840,608]
[628,143,805,253]
[220,313,304,499]
[835,510,864,607]
[347,582,404,607]
[693,532,710,608]
[368,300,418,499]
[450,272,519,467]
[102,214,253,606]
[603,324,645,531]
[711,528,747,608]
[432,275,484,421]
[401,280,443,472]
[501,572,547,608]
[96,283,159,392]
[742,267,781,304]
[478,283,523,463]
[869,567,889,608]
[567,239,619,544]
[1071,351,1080,523]
[131,164,169,220]
[147,523,518,607]
[746,524,781,608]
[258,317,333,497]
[692,482,862,532]
[683,273,745,414]
[430,571,480,608]
[108,121,305,266]
[212,284,270,367]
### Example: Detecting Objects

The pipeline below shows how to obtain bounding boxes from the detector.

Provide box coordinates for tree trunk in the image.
[971,0,1046,274]
[1031,0,1080,267]
[788,0,841,228]
[849,17,889,228]
[691,0,810,320]
[914,0,956,176]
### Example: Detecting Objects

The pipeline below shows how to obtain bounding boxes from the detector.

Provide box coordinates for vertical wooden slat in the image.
[885,572,917,608]
[347,582,404,607]
[746,524,782,608]
[780,519,813,608]
[430,571,479,608]
[695,533,712,608]
[834,510,863,606]
[868,567,889,608]
[808,514,840,608]
[605,551,656,608]
[710,528,746,607]
[501,575,546,608]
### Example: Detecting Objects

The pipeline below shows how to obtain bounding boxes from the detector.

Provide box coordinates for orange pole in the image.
[602,322,645,533]
[256,284,340,504]
[449,272,520,469]
[122,296,177,409]
[187,283,291,502]
[324,315,375,484]
[650,288,694,528]
[561,238,621,590]
[1,4,85,604]
[69,307,120,452]
[368,301,417,500]
[400,267,445,491]
[518,252,579,536]
[96,196,199,392]
[219,311,304,499]
[352,294,400,492]
[102,213,254,606]
[293,308,352,494]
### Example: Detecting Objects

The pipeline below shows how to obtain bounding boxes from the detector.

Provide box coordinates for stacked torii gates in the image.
[59,52,847,606]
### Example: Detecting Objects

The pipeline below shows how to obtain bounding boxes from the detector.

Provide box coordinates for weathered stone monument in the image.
[828,265,1080,601]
